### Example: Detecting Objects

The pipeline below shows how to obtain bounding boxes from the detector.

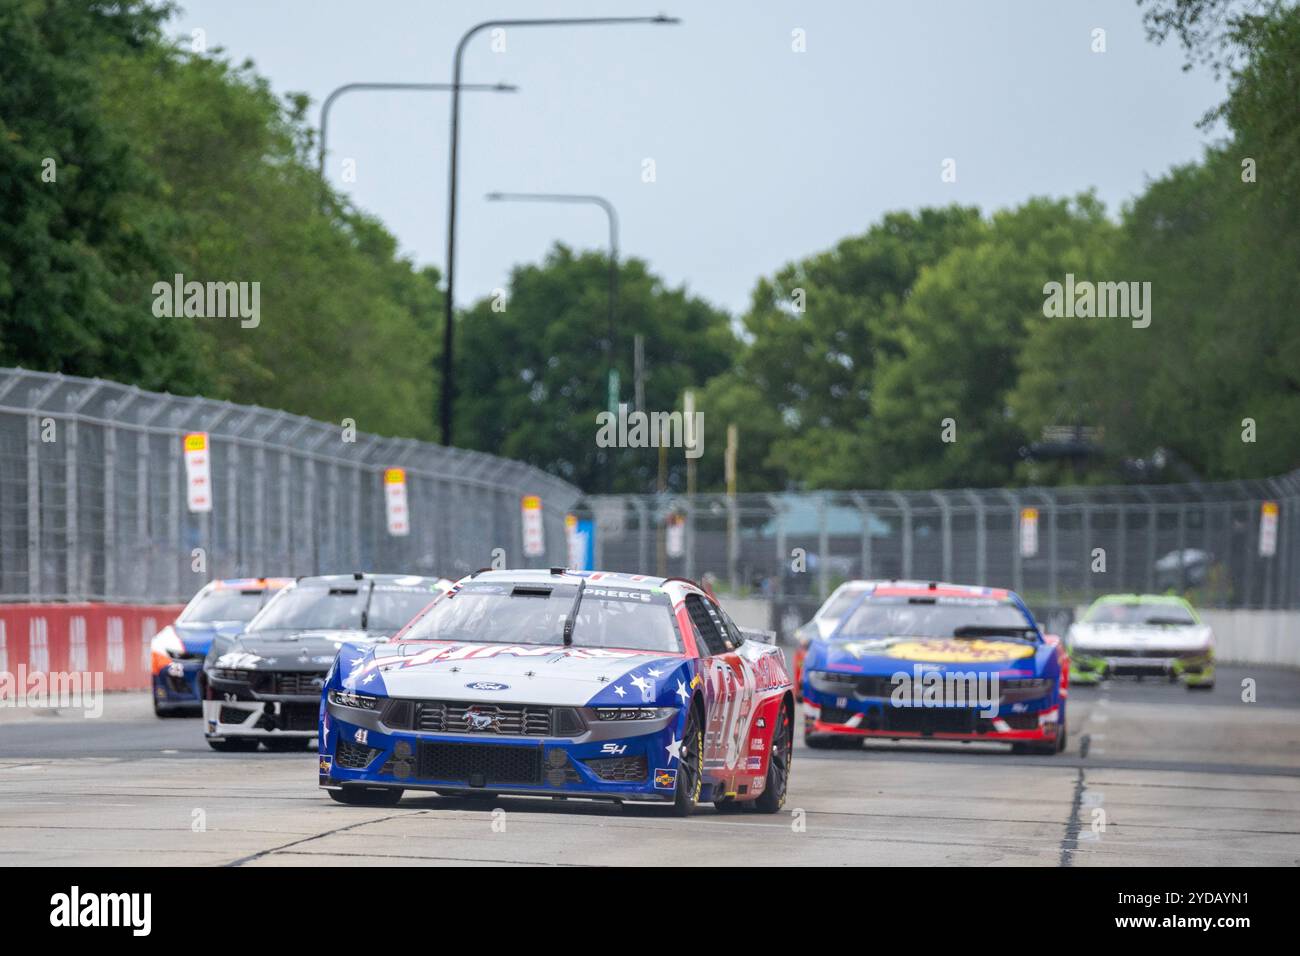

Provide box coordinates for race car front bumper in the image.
[319,698,690,803]
[203,669,326,739]
[800,695,1062,744]
[152,659,204,711]
[1070,648,1214,685]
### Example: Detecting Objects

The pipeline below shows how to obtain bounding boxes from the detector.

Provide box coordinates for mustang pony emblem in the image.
[463,706,499,732]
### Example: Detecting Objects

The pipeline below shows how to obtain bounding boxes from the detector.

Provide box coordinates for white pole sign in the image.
[666,513,685,559]
[1019,507,1039,558]
[183,432,212,513]
[384,468,410,536]
[1259,501,1279,557]
[522,495,545,557]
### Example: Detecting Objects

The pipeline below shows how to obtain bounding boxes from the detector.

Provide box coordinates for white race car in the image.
[1067,594,1214,688]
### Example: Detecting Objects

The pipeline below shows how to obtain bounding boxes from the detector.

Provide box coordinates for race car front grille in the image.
[416,742,543,785]
[335,739,379,770]
[218,705,248,724]
[583,755,648,783]
[254,702,317,731]
[250,671,327,697]
[384,699,583,737]
[878,707,982,735]
[1001,713,1040,730]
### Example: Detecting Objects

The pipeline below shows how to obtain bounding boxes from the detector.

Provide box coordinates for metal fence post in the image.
[889,493,913,580]
[816,494,829,599]
[104,426,116,599]
[26,414,41,599]
[1001,490,1022,596]
[168,442,181,602]
[964,491,986,587]
[1115,502,1127,592]
[851,493,873,580]
[935,492,953,583]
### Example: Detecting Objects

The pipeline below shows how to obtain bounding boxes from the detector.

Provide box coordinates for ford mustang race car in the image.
[203,573,451,751]
[150,578,291,716]
[801,582,1068,755]
[319,569,795,815]
[1067,594,1214,688]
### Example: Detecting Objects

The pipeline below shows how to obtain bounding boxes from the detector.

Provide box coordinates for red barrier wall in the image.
[0,603,184,698]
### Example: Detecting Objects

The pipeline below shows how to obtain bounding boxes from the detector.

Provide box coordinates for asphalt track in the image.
[2,665,1298,866]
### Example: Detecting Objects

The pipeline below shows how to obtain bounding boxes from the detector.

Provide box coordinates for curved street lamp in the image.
[440,14,681,447]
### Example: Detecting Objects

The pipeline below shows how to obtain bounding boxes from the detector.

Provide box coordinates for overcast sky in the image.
[166,0,1226,316]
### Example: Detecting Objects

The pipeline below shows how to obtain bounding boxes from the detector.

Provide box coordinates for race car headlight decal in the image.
[809,670,859,691]
[151,626,184,659]
[328,690,380,710]
[595,707,675,721]
[1000,678,1052,700]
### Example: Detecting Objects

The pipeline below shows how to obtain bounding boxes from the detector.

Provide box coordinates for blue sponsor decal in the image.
[466,681,510,691]
[654,768,677,790]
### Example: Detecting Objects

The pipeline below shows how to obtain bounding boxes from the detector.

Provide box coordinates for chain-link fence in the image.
[582,472,1300,631]
[0,367,580,603]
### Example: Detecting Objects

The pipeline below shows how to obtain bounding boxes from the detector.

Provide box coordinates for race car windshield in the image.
[366,587,439,632]
[245,586,368,632]
[838,597,1036,641]
[1085,603,1196,626]
[821,587,869,620]
[401,582,683,653]
[180,588,267,623]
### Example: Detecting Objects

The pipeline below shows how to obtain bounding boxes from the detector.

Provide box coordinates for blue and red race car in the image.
[800,581,1069,755]
[319,569,795,814]
[150,578,291,716]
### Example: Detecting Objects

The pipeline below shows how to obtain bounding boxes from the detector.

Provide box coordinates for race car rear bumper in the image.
[800,698,1062,743]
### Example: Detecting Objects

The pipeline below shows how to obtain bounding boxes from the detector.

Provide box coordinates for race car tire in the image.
[153,700,182,718]
[804,732,858,749]
[263,738,311,752]
[672,704,704,817]
[206,737,260,752]
[328,786,403,807]
[1187,680,1215,691]
[754,702,792,814]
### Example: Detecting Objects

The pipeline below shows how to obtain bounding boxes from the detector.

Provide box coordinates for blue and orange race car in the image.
[319,569,794,813]
[150,578,291,716]
[800,581,1069,755]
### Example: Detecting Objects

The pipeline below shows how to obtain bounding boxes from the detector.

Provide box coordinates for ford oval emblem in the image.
[466,680,509,692]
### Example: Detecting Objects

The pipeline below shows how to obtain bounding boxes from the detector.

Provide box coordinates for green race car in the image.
[1066,595,1214,689]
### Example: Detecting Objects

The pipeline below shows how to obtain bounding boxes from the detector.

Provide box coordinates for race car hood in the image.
[173,620,246,656]
[1068,622,1213,653]
[214,628,387,672]
[807,634,1048,677]
[336,640,692,708]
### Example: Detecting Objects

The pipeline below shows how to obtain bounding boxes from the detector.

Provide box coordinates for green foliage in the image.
[0,0,206,390]
[453,245,735,491]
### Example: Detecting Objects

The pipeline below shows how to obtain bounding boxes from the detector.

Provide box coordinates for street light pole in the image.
[484,192,619,393]
[441,14,680,448]
[318,81,515,179]
[486,192,621,491]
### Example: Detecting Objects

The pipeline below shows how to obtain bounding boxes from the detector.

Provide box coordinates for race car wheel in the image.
[206,737,260,753]
[328,786,404,807]
[263,738,311,752]
[754,702,792,813]
[672,704,704,817]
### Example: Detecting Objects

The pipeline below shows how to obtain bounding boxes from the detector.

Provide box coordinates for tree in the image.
[453,245,736,492]
[0,0,207,391]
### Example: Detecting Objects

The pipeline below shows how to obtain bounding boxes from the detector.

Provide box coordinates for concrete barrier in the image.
[0,603,182,699]
[1199,609,1300,668]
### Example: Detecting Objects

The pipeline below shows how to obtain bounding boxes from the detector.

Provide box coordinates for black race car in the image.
[202,573,450,752]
